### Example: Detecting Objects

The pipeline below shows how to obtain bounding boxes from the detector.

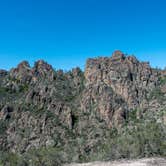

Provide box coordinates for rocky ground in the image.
[66,158,166,166]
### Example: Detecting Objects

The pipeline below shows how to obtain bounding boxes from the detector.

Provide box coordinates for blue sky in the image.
[0,0,166,70]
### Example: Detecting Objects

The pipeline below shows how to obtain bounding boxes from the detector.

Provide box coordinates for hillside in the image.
[0,51,166,165]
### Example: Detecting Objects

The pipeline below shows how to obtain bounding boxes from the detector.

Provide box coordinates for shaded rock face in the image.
[0,70,8,77]
[0,51,165,155]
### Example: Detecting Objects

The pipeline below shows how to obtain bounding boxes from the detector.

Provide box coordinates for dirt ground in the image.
[65,158,166,166]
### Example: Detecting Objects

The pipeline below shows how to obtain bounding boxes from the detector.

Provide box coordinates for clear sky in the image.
[0,0,166,70]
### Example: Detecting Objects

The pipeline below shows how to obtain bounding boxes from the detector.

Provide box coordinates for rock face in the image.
[83,51,161,126]
[0,51,165,164]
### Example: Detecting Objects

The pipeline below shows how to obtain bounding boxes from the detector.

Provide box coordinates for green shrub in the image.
[23,147,63,166]
[0,87,9,95]
[0,152,24,166]
[148,87,165,102]
[0,120,7,135]
[159,76,166,85]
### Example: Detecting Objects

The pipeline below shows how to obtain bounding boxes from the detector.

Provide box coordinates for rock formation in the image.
[0,51,165,165]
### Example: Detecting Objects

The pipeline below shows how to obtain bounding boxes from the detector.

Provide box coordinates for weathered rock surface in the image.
[83,51,163,126]
[0,51,165,165]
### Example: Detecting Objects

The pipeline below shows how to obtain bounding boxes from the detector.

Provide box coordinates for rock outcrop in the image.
[83,51,162,126]
[0,51,165,165]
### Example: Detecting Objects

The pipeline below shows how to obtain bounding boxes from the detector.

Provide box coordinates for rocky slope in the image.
[0,51,166,165]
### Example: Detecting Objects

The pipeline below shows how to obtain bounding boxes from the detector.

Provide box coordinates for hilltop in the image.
[0,51,166,165]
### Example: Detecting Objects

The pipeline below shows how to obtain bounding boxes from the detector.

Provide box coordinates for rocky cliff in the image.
[0,51,165,165]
